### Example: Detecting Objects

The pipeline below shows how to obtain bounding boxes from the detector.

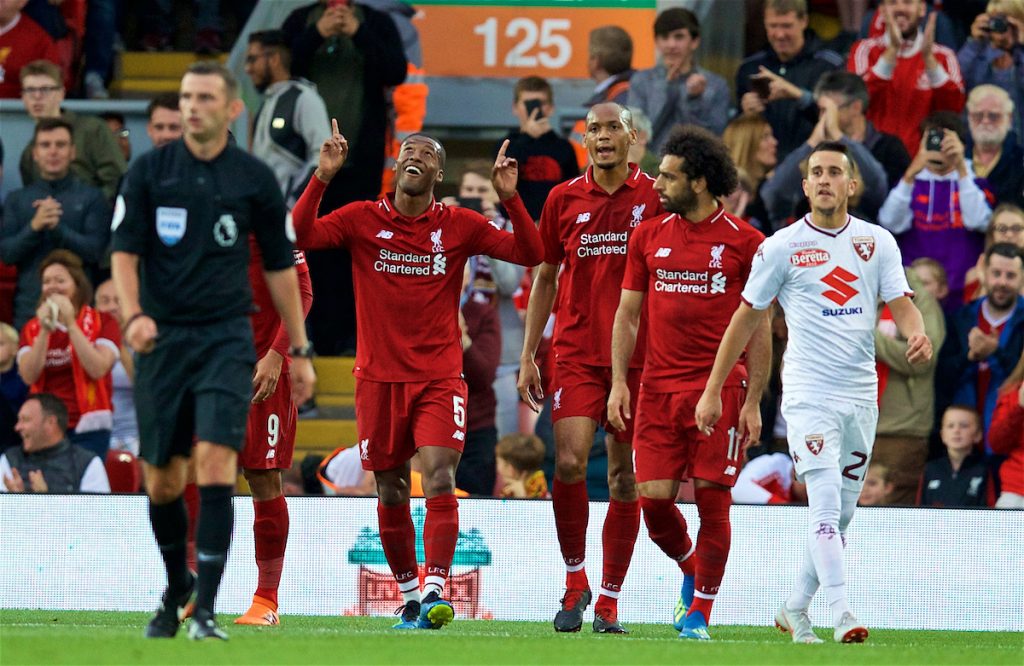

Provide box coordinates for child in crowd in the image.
[919,405,994,507]
[0,323,29,451]
[911,257,950,303]
[495,433,549,499]
[858,463,894,506]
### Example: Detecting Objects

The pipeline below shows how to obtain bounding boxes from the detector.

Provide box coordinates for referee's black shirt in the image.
[112,139,296,325]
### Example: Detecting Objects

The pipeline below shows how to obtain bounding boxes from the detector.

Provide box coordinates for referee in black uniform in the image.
[111,61,316,641]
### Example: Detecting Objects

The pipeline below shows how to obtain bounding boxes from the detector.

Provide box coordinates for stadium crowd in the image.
[0,0,1019,504]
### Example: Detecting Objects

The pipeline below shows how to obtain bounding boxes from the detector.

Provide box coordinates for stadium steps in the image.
[294,356,358,458]
[109,52,228,97]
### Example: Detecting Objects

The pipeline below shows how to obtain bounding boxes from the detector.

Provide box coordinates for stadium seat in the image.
[105,450,142,493]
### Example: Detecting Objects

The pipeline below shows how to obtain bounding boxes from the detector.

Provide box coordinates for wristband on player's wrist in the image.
[122,312,147,334]
[290,340,315,359]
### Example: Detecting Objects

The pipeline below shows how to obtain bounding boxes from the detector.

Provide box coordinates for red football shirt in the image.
[18,315,121,427]
[622,207,764,392]
[248,238,313,359]
[975,306,1010,419]
[292,177,543,382]
[540,164,662,367]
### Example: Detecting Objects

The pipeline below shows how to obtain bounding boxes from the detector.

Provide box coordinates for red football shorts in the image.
[355,377,468,471]
[551,361,642,444]
[240,368,296,471]
[633,385,747,487]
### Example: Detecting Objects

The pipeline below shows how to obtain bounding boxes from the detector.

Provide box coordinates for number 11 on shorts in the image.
[727,427,740,461]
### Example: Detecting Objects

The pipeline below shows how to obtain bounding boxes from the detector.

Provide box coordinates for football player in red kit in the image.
[291,120,543,630]
[609,125,770,640]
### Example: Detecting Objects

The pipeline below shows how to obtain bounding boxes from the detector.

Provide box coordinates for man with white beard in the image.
[966,84,1024,208]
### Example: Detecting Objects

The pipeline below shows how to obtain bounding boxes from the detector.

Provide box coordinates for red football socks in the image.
[596,499,640,612]
[252,495,289,607]
[552,479,590,587]
[423,494,459,595]
[640,496,696,577]
[377,501,419,591]
[688,486,732,622]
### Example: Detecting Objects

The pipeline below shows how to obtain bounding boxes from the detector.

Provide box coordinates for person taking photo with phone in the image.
[958,1,1024,142]
[878,111,992,309]
[496,76,579,221]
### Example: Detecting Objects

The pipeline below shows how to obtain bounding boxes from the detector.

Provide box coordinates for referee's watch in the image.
[290,341,315,359]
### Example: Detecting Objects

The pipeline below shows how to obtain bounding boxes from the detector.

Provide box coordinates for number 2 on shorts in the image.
[842,451,868,481]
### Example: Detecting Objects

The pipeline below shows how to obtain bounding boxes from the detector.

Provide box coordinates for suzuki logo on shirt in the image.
[575,212,591,224]
[655,247,672,258]
[821,266,859,306]
[631,204,646,227]
[709,244,725,268]
[376,230,394,239]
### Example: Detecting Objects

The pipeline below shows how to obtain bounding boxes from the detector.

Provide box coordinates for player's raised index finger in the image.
[332,118,340,135]
[497,139,510,162]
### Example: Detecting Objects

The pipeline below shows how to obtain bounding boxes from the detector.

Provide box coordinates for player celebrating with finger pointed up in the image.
[291,120,543,631]
[696,141,932,644]
[519,102,662,634]
[608,125,770,641]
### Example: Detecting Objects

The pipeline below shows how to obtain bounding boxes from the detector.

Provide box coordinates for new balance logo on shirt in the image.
[655,247,672,258]
[376,230,394,239]
[575,212,591,224]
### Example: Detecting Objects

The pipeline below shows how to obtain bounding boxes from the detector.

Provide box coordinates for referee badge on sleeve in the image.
[156,206,188,246]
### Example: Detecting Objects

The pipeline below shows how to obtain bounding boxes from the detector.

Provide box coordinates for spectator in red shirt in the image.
[848,0,966,157]
[989,351,1024,508]
[16,250,118,459]
[0,0,60,98]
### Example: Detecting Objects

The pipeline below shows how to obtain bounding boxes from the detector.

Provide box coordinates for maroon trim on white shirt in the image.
[802,214,851,237]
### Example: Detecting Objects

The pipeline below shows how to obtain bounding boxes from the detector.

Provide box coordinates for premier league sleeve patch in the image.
[156,206,187,246]
[214,214,238,247]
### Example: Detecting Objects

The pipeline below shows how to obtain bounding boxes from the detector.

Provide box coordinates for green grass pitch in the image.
[1,610,1020,665]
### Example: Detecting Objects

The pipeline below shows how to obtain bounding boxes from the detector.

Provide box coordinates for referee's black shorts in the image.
[135,316,256,466]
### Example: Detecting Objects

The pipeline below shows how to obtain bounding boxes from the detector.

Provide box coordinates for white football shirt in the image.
[742,215,911,404]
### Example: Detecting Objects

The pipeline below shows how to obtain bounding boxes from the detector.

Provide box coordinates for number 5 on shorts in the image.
[453,396,466,428]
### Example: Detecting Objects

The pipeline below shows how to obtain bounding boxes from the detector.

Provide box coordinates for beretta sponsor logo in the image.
[789,248,831,267]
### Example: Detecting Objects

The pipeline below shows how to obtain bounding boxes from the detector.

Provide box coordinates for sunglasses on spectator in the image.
[995,224,1024,234]
[969,111,1007,123]
[21,86,62,97]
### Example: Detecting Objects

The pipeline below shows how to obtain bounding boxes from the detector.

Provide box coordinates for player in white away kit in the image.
[696,142,933,644]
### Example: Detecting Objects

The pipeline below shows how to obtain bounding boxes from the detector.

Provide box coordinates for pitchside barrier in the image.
[1,496,1020,631]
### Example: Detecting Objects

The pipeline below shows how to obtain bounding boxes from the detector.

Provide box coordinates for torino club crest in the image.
[852,236,875,261]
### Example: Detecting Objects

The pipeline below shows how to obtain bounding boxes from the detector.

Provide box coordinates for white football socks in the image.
[787,468,861,625]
